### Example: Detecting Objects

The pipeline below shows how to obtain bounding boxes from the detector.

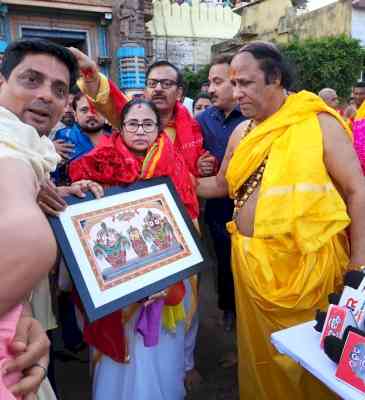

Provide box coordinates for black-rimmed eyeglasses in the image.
[146,79,178,89]
[123,119,157,133]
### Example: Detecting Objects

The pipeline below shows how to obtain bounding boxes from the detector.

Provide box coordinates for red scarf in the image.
[170,101,205,176]
[68,132,199,363]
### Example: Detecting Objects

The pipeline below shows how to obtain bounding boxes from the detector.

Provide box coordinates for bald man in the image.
[318,88,339,109]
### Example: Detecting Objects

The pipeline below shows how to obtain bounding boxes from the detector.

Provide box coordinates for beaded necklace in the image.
[233,119,267,220]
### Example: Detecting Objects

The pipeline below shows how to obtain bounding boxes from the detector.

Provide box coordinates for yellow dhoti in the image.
[228,222,348,399]
[225,91,352,400]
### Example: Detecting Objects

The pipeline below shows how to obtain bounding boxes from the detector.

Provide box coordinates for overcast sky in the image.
[306,0,337,11]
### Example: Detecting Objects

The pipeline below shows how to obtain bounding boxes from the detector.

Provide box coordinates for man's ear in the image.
[0,73,6,88]
[177,86,183,101]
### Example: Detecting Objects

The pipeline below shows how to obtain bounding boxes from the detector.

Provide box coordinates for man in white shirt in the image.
[0,38,79,399]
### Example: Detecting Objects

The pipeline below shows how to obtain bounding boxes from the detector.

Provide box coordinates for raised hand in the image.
[68,47,100,98]
[68,47,98,78]
[52,139,74,160]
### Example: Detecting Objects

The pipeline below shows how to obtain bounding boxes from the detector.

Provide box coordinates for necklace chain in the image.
[233,119,267,220]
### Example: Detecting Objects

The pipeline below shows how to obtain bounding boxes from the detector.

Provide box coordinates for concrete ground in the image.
[54,249,238,399]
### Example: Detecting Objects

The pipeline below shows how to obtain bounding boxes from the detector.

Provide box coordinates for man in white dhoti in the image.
[0,38,84,400]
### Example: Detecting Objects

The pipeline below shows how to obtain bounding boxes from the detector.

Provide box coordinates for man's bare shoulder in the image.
[229,119,251,151]
[0,158,38,204]
[317,112,351,143]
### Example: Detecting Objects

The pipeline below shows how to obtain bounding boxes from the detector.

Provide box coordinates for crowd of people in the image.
[1,36,365,400]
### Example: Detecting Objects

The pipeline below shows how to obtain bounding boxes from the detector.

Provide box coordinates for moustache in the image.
[28,100,53,117]
[86,117,99,124]
[152,95,167,101]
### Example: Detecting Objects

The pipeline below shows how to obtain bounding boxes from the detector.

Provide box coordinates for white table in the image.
[271,321,364,400]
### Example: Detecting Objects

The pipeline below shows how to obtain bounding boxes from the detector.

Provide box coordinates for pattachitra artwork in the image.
[72,194,191,292]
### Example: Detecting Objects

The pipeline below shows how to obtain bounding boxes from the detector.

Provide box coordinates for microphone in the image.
[328,292,341,305]
[344,270,365,289]
[314,309,327,332]
[323,325,365,364]
[323,335,343,363]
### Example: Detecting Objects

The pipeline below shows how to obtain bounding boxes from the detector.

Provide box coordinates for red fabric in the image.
[84,312,127,363]
[71,290,128,363]
[109,79,128,119]
[69,132,199,219]
[105,80,204,176]
[170,102,205,177]
[164,282,186,306]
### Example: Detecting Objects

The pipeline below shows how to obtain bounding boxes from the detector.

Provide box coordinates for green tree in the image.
[182,64,210,99]
[281,35,365,99]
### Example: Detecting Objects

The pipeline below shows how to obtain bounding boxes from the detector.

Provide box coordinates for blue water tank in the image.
[117,46,146,90]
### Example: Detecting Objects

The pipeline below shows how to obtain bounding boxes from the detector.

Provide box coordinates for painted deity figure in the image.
[350,343,365,382]
[118,0,140,39]
[94,222,130,268]
[128,226,149,258]
[142,211,176,251]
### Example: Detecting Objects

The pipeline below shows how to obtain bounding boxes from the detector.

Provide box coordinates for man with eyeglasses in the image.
[144,60,216,177]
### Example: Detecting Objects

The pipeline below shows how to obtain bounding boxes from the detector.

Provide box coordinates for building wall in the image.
[32,0,110,5]
[0,0,112,64]
[352,7,365,47]
[153,36,225,70]
[3,0,113,12]
[235,0,351,43]
[8,13,100,58]
[213,0,353,56]
[291,0,352,41]
[148,0,240,69]
[237,0,292,42]
[0,1,155,90]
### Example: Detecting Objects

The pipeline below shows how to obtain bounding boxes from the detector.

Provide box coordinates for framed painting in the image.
[49,177,208,322]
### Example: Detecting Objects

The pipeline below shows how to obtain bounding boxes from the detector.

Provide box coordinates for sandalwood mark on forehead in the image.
[229,66,238,80]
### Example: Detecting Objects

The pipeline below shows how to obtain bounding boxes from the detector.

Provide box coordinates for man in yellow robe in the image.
[197,41,365,400]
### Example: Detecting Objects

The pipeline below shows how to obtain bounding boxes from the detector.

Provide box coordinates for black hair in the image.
[354,81,365,89]
[120,98,162,132]
[210,54,233,69]
[146,60,183,87]
[70,83,81,95]
[72,91,85,111]
[193,92,212,111]
[0,39,79,89]
[236,41,294,90]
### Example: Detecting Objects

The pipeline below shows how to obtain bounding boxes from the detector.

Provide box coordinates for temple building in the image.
[149,0,240,70]
[215,0,365,56]
[0,0,154,93]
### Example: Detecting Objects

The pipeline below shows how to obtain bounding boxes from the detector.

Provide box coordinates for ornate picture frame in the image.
[49,177,208,322]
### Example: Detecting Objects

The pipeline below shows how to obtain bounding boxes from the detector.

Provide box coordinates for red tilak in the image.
[81,67,95,80]
[86,96,97,116]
